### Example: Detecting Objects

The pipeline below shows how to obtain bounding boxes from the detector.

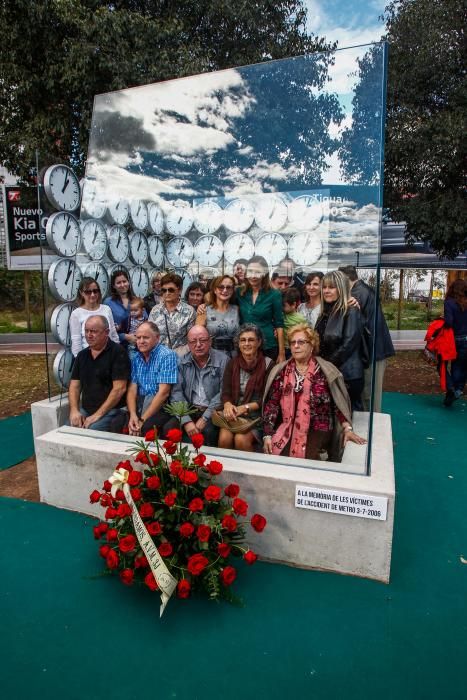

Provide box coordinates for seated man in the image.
[113,321,178,436]
[68,315,130,431]
[165,325,229,446]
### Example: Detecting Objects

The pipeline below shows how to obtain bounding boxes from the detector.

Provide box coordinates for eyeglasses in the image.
[161,287,178,294]
[217,285,234,291]
[188,338,210,345]
[290,339,310,347]
[83,289,99,295]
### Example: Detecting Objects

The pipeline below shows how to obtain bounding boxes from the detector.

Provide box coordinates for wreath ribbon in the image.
[109,467,177,616]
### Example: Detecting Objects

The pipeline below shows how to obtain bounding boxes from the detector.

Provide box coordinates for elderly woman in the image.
[262,324,365,461]
[148,272,196,353]
[216,324,273,452]
[70,277,119,356]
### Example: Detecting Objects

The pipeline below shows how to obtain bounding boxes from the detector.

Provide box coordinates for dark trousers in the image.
[110,408,170,437]
[164,409,219,447]
[345,378,364,411]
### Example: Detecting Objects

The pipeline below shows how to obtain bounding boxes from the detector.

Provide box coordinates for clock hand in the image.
[269,202,276,220]
[209,237,214,249]
[138,269,142,284]
[92,225,98,244]
[239,239,245,251]
[61,172,69,193]
[177,216,182,225]
[116,230,121,248]
[115,201,120,211]
[137,202,141,216]
[65,261,73,285]
[137,237,142,251]
[63,215,71,240]
[272,234,277,247]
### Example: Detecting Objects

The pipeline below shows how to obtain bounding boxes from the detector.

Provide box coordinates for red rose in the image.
[187,553,209,576]
[206,460,223,475]
[224,483,240,498]
[164,492,177,507]
[233,497,248,516]
[163,440,177,455]
[144,428,157,442]
[119,534,137,553]
[117,460,132,472]
[106,549,119,570]
[144,572,159,591]
[191,433,204,449]
[180,469,198,485]
[93,525,102,539]
[146,475,161,490]
[197,524,211,542]
[130,487,142,501]
[90,489,101,503]
[147,520,162,536]
[150,453,160,466]
[220,565,237,587]
[244,550,258,565]
[221,515,238,532]
[97,522,108,535]
[139,502,155,519]
[188,497,204,512]
[100,494,112,507]
[114,489,125,501]
[128,470,143,486]
[166,427,183,443]
[179,522,195,538]
[170,460,183,477]
[204,485,222,502]
[134,555,149,569]
[105,507,117,520]
[102,480,112,492]
[135,450,150,465]
[106,528,118,542]
[177,579,191,599]
[217,542,231,558]
[99,544,110,558]
[251,514,267,532]
[158,542,173,557]
[116,503,132,519]
[192,453,206,467]
[120,568,134,585]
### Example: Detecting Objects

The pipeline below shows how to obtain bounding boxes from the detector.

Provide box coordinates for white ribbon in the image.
[109,467,177,616]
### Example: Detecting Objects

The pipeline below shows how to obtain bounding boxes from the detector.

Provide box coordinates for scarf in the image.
[230,352,266,405]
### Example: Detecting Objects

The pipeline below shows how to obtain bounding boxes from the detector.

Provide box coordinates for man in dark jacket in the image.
[339,266,395,412]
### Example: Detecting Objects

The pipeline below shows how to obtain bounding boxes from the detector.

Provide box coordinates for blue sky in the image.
[303,0,387,48]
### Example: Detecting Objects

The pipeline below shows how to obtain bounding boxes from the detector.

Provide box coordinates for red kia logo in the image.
[8,190,20,202]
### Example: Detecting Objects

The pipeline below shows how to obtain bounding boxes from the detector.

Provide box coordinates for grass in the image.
[0,308,45,333]
[382,300,444,330]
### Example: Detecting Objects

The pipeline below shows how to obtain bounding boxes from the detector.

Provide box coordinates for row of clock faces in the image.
[46,216,324,268]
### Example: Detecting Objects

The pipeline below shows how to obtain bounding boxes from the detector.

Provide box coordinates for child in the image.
[282,288,308,358]
[128,297,148,358]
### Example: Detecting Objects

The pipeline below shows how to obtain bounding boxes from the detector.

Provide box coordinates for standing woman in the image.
[196,275,239,356]
[298,271,324,329]
[148,272,196,353]
[443,278,467,406]
[315,270,364,409]
[104,269,135,348]
[69,277,119,356]
[235,255,285,363]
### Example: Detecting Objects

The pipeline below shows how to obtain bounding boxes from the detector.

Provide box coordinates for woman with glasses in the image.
[196,275,239,356]
[148,272,196,353]
[104,270,136,349]
[216,324,273,452]
[262,324,365,461]
[69,277,119,356]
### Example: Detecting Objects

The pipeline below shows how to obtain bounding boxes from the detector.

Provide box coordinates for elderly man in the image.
[164,325,229,446]
[112,321,178,436]
[68,315,130,431]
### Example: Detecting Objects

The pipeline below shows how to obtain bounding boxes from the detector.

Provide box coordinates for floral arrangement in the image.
[90,423,267,614]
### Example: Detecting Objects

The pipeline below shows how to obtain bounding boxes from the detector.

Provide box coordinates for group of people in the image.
[67,258,398,461]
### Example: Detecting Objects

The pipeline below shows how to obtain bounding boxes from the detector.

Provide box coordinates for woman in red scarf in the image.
[218,324,273,452]
[262,324,366,461]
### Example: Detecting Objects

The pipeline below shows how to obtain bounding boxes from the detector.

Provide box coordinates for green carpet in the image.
[0,411,34,470]
[0,393,465,700]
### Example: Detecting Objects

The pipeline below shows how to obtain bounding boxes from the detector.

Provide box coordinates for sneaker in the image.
[443,390,456,407]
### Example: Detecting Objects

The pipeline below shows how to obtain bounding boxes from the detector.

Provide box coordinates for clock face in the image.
[129,230,149,265]
[223,198,255,233]
[255,196,288,232]
[194,235,224,267]
[194,200,224,235]
[81,219,107,260]
[108,198,130,226]
[107,225,129,263]
[288,232,323,266]
[254,232,288,266]
[50,303,74,346]
[46,212,82,257]
[173,268,192,295]
[53,348,75,389]
[83,262,109,298]
[43,165,81,212]
[287,195,323,231]
[148,235,164,267]
[166,237,194,267]
[48,259,82,302]
[80,179,107,219]
[223,233,255,264]
[130,200,148,230]
[166,204,194,236]
[129,266,149,297]
[148,203,165,235]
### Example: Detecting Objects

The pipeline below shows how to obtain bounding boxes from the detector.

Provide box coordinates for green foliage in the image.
[382,300,444,329]
[0,0,330,182]
[0,270,43,307]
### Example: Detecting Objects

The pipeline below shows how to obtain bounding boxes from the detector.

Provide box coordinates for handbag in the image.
[211,409,260,434]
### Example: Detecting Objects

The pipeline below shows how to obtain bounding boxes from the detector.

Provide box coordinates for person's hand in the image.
[83,413,101,429]
[276,352,286,364]
[223,402,237,421]
[263,436,273,454]
[343,430,367,446]
[348,296,360,309]
[197,303,207,316]
[69,410,84,428]
[126,334,137,346]
[184,421,198,437]
[195,416,207,432]
[128,413,142,436]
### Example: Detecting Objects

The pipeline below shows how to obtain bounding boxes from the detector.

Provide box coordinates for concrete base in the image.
[33,397,395,583]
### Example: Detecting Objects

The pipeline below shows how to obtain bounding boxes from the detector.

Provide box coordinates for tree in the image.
[383,0,466,258]
[0,1,332,183]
